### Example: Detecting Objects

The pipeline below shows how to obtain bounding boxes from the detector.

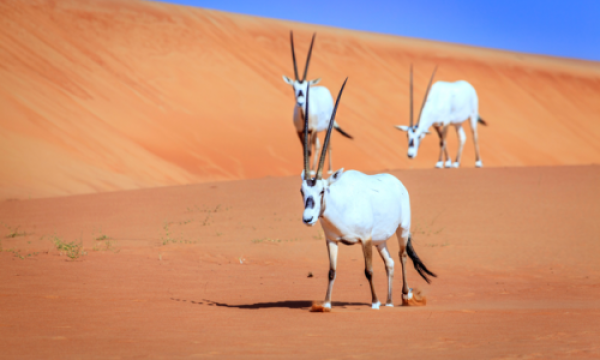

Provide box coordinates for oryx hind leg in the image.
[361,238,380,309]
[395,228,411,301]
[453,124,466,168]
[376,243,395,307]
[471,116,483,168]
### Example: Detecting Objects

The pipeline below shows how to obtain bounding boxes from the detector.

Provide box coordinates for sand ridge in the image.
[1,0,600,199]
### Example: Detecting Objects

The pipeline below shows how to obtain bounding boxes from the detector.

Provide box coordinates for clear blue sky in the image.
[154,0,600,62]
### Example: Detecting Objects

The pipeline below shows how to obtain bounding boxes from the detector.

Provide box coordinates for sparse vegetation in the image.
[3,224,29,238]
[252,237,299,244]
[93,240,119,252]
[52,236,85,260]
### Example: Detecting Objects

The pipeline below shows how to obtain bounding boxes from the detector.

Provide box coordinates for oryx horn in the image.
[303,84,311,176]
[417,65,437,125]
[316,77,348,180]
[290,31,299,81]
[302,33,316,82]
[409,64,414,127]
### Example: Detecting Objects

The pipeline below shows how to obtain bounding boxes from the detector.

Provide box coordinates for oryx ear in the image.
[308,78,321,85]
[301,170,307,180]
[328,168,344,185]
[395,125,410,132]
[283,75,295,85]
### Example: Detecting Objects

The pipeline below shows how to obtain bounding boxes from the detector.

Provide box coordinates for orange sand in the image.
[1,0,600,199]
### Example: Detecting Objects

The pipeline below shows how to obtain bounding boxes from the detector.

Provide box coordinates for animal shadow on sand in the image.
[170,298,368,310]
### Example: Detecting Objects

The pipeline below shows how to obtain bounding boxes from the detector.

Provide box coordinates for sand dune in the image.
[1,0,600,199]
[1,166,599,358]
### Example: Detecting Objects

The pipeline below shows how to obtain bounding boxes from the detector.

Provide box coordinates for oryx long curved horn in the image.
[417,65,437,125]
[302,33,316,82]
[316,77,348,180]
[290,31,299,80]
[304,83,311,176]
[409,64,414,127]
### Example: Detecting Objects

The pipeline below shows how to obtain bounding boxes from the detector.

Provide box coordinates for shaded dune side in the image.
[1,0,599,199]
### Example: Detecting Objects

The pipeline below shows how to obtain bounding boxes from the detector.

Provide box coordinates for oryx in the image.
[395,65,487,168]
[283,31,352,175]
[300,78,436,311]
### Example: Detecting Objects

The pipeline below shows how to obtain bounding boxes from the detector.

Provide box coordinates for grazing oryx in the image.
[283,31,352,175]
[300,78,436,311]
[395,65,487,168]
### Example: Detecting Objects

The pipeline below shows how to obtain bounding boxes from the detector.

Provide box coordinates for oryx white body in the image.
[397,79,486,168]
[291,85,334,134]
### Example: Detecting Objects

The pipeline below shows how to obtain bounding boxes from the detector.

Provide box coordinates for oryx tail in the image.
[406,235,437,284]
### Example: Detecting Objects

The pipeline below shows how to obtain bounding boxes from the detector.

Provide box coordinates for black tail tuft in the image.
[406,235,437,284]
[477,116,488,126]
[334,124,353,139]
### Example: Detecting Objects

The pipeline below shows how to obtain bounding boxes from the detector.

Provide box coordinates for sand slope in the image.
[1,166,599,358]
[2,0,600,199]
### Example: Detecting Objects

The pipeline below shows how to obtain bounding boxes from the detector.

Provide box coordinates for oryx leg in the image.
[310,133,320,176]
[376,243,395,307]
[471,120,483,168]
[361,239,380,309]
[323,239,338,309]
[327,145,333,175]
[433,125,444,168]
[453,124,467,168]
[442,125,452,168]
[395,228,411,300]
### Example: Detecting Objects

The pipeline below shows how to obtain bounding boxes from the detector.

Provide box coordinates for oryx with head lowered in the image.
[300,78,436,311]
[283,31,352,176]
[396,65,487,168]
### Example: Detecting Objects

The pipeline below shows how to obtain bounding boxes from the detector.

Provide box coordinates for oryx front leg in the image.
[361,239,380,309]
[434,125,444,168]
[323,239,338,310]
[442,125,452,168]
[311,133,320,176]
[453,124,466,168]
[376,243,395,307]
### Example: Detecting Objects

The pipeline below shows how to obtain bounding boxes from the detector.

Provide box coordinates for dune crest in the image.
[1,0,599,199]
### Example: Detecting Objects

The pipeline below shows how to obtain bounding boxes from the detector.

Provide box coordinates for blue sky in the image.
[154,0,600,62]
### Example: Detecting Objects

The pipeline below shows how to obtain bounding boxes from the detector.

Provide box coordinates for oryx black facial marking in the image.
[409,139,414,147]
[305,196,315,209]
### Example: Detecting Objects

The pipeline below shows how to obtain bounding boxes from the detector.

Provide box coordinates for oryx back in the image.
[422,80,478,127]
[322,170,410,244]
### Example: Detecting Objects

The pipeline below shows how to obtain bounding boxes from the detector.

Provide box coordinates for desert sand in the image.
[1,0,600,199]
[2,0,600,358]
[1,165,600,359]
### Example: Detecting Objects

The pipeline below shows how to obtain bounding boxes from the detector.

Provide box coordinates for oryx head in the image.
[395,64,437,159]
[300,78,348,226]
[283,31,321,109]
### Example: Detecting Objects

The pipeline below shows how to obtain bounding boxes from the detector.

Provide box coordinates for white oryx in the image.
[283,31,352,175]
[300,79,436,310]
[395,65,487,168]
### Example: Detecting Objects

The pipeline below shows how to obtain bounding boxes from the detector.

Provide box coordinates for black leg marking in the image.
[329,269,336,280]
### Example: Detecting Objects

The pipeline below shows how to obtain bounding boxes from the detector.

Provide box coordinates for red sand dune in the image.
[1,165,599,358]
[1,0,600,199]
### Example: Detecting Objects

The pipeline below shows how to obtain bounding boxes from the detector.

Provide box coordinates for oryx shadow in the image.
[200,299,369,310]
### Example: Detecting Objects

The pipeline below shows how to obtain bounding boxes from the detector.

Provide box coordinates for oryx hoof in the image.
[402,288,427,306]
[310,301,331,312]
[385,302,394,307]
[444,160,452,168]
[475,160,483,168]
[435,161,444,169]
[452,162,460,168]
[371,301,381,310]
